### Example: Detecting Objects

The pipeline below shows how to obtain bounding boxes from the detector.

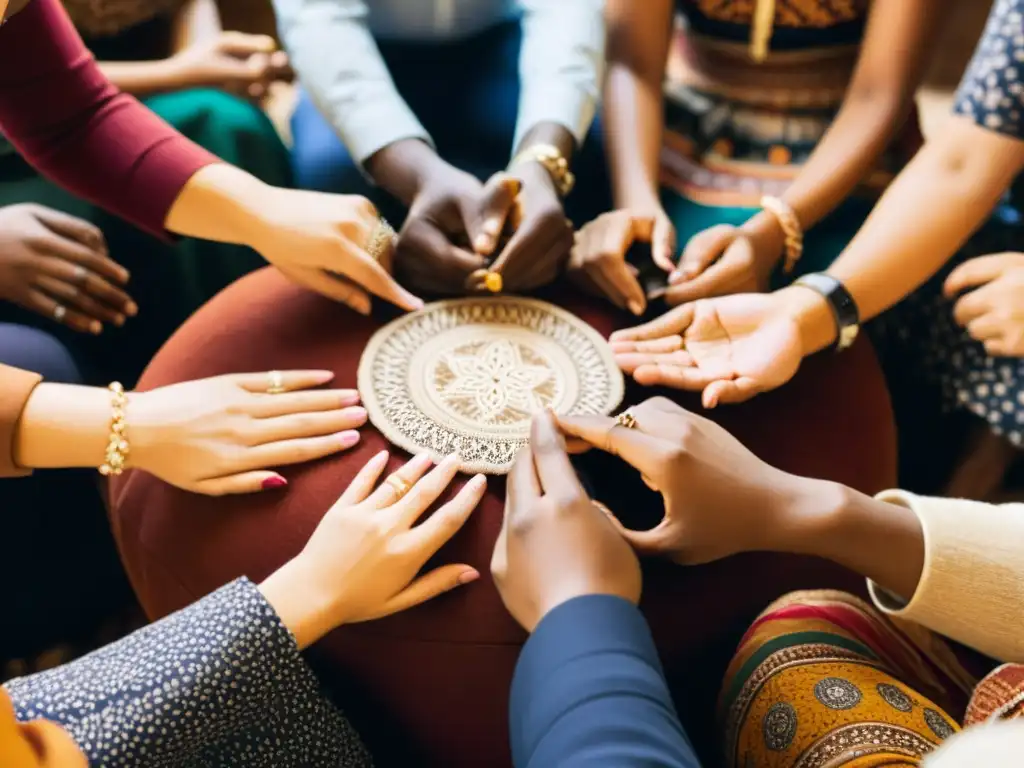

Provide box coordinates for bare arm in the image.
[602,0,674,212]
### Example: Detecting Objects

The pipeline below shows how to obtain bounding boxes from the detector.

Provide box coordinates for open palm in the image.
[609,294,803,407]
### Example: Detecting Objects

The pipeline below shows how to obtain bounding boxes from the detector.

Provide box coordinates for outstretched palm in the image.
[609,294,803,406]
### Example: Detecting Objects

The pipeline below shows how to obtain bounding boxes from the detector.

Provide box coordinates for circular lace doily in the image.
[358,297,625,474]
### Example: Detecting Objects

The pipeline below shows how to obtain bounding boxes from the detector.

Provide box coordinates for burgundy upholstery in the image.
[109,267,895,767]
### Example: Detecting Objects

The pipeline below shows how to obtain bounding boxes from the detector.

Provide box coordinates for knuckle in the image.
[508,510,536,537]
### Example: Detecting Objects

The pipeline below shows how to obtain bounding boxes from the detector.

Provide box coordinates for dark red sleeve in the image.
[0,0,219,238]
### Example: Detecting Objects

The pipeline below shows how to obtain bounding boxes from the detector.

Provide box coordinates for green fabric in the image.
[661,191,877,288]
[0,88,290,385]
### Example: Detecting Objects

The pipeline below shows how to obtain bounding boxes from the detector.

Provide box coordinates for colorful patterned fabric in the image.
[967,664,1024,726]
[719,591,975,768]
[680,0,870,49]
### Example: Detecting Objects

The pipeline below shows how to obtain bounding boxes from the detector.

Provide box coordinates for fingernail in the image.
[347,406,368,422]
[474,235,493,253]
[372,449,390,466]
[627,299,644,316]
[338,430,360,448]
[468,473,486,490]
[412,451,434,468]
[262,475,287,490]
[458,570,480,585]
[115,314,126,327]
[90,321,102,334]
[339,390,360,406]
[126,302,138,316]
[314,370,335,383]
[440,453,460,468]
[669,271,684,284]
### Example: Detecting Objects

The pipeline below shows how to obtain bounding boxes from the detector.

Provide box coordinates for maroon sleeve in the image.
[0,0,220,238]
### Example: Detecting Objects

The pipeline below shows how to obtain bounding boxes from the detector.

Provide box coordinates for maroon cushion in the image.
[109,267,895,766]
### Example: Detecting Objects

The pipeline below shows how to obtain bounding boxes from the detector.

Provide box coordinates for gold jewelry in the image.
[508,143,575,198]
[615,410,637,430]
[266,370,285,395]
[483,271,503,294]
[750,0,776,62]
[367,218,396,263]
[385,474,410,499]
[761,195,804,274]
[99,382,129,477]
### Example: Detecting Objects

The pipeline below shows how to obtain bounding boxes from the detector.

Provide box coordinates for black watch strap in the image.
[793,273,860,351]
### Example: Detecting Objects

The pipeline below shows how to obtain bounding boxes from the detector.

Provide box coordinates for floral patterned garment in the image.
[4,578,373,767]
[61,0,186,37]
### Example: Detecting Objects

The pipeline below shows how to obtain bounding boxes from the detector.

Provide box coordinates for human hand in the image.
[945,252,1024,357]
[169,32,291,98]
[569,208,675,316]
[485,162,573,293]
[558,397,815,564]
[128,370,368,495]
[663,214,784,306]
[260,451,486,649]
[394,161,497,295]
[246,187,422,314]
[491,411,641,632]
[610,292,805,407]
[0,204,135,334]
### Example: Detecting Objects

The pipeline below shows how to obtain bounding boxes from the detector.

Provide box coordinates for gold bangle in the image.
[508,143,575,198]
[761,195,803,274]
[99,382,130,477]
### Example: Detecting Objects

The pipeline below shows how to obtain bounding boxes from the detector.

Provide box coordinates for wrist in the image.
[259,556,343,650]
[365,139,443,206]
[772,284,838,355]
[513,159,560,198]
[14,383,114,469]
[157,55,194,90]
[166,164,275,248]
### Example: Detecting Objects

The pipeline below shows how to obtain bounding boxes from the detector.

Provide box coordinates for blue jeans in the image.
[290,20,610,227]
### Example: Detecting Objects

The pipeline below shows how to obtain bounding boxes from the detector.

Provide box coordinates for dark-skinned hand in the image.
[491,411,641,632]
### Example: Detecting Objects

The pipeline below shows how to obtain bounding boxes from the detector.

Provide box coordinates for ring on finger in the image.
[483,270,503,293]
[385,474,410,499]
[53,304,66,323]
[266,370,286,395]
[615,409,637,430]
[366,218,397,263]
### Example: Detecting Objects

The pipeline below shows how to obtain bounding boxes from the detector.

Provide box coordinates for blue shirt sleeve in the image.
[509,595,700,768]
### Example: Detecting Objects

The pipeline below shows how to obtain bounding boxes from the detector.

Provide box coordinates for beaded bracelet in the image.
[99,382,129,477]
[761,195,804,274]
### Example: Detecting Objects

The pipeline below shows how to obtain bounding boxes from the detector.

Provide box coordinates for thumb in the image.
[702,376,760,408]
[672,224,735,285]
[467,174,520,257]
[608,516,679,556]
[651,215,677,273]
[216,31,277,57]
[363,565,480,620]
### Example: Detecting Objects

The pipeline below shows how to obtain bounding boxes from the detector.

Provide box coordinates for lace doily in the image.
[358,297,624,474]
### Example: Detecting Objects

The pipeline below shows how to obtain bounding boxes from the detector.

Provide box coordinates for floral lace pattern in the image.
[358,298,624,474]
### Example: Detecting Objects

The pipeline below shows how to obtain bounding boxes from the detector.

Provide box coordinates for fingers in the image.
[340,235,425,312]
[468,174,519,256]
[944,254,1009,298]
[215,31,277,56]
[246,388,360,418]
[337,450,390,507]
[278,263,374,315]
[387,454,462,529]
[36,231,129,286]
[362,452,434,510]
[702,376,760,408]
[651,215,677,273]
[614,519,683,555]
[27,288,100,334]
[529,411,585,498]
[239,430,361,469]
[632,360,719,390]
[235,369,335,393]
[615,349,695,375]
[34,275,126,327]
[662,257,750,306]
[610,302,695,343]
[247,406,367,445]
[36,256,136,316]
[556,412,666,474]
[490,211,570,289]
[672,224,736,283]
[611,335,685,356]
[399,219,485,290]
[32,206,107,251]
[507,445,541,513]
[966,313,1006,342]
[366,563,480,620]
[952,288,991,327]
[193,470,289,496]
[402,473,487,551]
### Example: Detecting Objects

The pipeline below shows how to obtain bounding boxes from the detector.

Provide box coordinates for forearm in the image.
[164,163,273,245]
[780,479,925,602]
[13,383,114,470]
[98,59,185,96]
[603,64,665,210]
[365,138,444,207]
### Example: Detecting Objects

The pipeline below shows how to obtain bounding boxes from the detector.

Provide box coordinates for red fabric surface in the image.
[109,267,896,766]
[0,0,218,238]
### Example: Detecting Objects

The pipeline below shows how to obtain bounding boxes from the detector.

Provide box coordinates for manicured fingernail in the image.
[262,476,287,490]
[339,390,360,406]
[90,321,102,334]
[372,450,390,467]
[313,370,335,383]
[411,451,433,468]
[468,474,486,490]
[627,300,644,316]
[338,430,360,448]
[125,302,138,316]
[458,570,480,585]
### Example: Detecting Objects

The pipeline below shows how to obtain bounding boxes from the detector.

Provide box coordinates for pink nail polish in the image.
[262,476,287,490]
[338,430,360,448]
[339,391,361,406]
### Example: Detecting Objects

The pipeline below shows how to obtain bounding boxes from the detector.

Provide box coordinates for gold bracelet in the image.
[99,382,129,477]
[761,195,803,274]
[508,143,575,198]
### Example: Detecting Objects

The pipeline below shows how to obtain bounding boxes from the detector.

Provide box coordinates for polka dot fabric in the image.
[954,0,1024,138]
[3,579,372,767]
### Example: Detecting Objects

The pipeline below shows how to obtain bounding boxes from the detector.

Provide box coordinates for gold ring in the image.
[386,474,410,499]
[615,410,637,429]
[367,218,397,263]
[483,270,503,293]
[266,370,285,395]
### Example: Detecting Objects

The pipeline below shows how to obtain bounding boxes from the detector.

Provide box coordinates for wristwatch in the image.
[508,143,575,198]
[793,273,860,351]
